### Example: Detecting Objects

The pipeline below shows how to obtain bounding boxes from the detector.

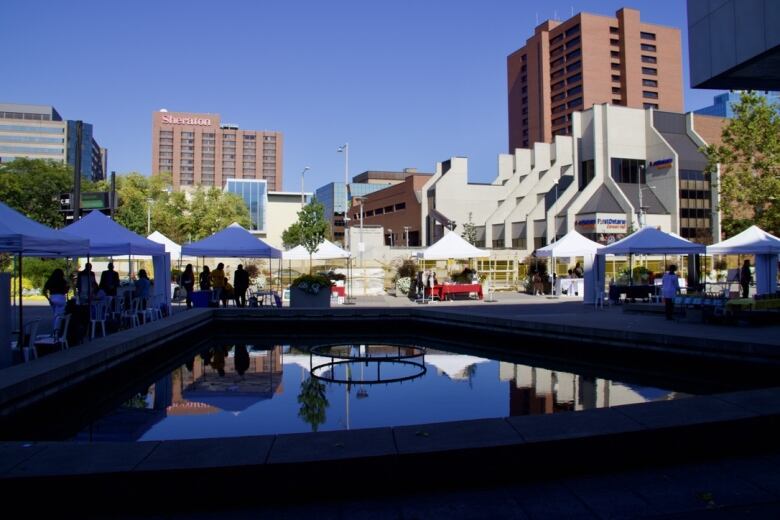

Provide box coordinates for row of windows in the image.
[0,124,64,134]
[0,145,63,155]
[0,111,54,121]
[0,135,64,144]
[550,23,580,45]
[352,202,407,219]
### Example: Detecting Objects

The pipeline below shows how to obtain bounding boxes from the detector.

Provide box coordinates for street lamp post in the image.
[337,143,349,249]
[403,226,410,247]
[388,228,394,247]
[300,166,310,206]
[147,198,153,234]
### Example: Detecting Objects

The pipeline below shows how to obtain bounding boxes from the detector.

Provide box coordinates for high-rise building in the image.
[0,103,106,181]
[151,110,282,191]
[694,91,780,118]
[507,8,683,151]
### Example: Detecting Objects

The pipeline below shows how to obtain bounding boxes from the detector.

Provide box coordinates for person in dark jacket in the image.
[199,265,211,291]
[180,264,195,309]
[740,259,752,298]
[99,262,120,297]
[233,264,250,307]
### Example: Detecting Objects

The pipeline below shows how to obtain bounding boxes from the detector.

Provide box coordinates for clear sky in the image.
[1,0,723,191]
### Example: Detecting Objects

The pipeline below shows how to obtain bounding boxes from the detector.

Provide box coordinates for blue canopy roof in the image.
[64,210,165,256]
[182,223,282,258]
[0,201,89,257]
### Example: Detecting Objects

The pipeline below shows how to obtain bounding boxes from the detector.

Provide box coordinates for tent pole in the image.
[18,253,23,345]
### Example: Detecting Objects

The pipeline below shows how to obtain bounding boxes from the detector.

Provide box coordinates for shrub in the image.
[395,259,417,282]
[291,274,332,295]
[396,276,412,295]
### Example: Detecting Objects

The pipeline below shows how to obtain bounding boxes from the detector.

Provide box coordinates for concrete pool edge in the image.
[1,306,779,508]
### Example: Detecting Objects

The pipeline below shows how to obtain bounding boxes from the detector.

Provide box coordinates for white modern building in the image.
[422,104,723,254]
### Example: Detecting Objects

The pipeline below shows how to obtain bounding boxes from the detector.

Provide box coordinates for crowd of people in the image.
[179,262,251,308]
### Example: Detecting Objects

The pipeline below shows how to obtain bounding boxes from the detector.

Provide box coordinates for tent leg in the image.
[18,254,23,346]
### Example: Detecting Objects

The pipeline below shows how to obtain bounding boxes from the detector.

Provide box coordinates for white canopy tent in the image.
[536,230,602,299]
[589,227,706,305]
[707,225,780,295]
[282,239,351,261]
[147,231,182,261]
[419,230,490,260]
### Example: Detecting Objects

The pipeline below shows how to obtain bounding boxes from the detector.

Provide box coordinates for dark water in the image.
[76,342,688,442]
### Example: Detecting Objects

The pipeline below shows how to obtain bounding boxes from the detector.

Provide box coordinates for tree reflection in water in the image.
[297,377,329,432]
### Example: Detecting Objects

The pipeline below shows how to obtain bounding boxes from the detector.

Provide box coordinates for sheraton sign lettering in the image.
[160,115,213,126]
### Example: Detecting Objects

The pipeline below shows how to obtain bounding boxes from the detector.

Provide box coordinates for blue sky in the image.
[1,0,723,191]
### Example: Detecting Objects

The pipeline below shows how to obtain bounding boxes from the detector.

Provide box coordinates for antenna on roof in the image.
[535,12,539,24]
[554,10,558,19]
[571,6,574,16]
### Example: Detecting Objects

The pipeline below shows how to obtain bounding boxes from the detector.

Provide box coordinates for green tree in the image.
[0,158,73,227]
[281,221,304,249]
[188,187,251,240]
[285,200,329,273]
[703,91,780,237]
[461,212,478,245]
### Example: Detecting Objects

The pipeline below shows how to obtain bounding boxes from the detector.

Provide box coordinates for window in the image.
[610,38,619,46]
[611,50,620,58]
[566,61,581,73]
[643,103,659,109]
[641,55,657,64]
[551,57,564,68]
[642,78,658,87]
[610,26,619,34]
[643,90,659,99]
[642,67,657,75]
[580,160,595,190]
[551,68,565,79]
[522,96,528,105]
[613,99,623,105]
[567,72,582,83]
[553,116,567,125]
[552,104,567,114]
[641,43,657,52]
[521,64,526,73]
[567,97,582,108]
[640,31,656,40]
[394,202,406,211]
[566,48,581,60]
[552,80,565,90]
[566,36,581,47]
[611,158,646,184]
[611,63,621,70]
[521,54,527,62]
[551,46,564,57]
[565,24,580,37]
[552,92,566,102]
[612,87,621,94]
[611,74,621,82]
[551,33,564,44]
[567,85,582,96]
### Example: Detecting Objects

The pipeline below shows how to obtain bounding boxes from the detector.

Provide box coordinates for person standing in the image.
[99,262,120,297]
[233,264,249,307]
[199,265,211,291]
[573,262,584,278]
[76,263,98,305]
[43,268,69,329]
[211,262,227,306]
[180,264,195,309]
[740,259,752,298]
[662,264,680,320]
[134,269,152,307]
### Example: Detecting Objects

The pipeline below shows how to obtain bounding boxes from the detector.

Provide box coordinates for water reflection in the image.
[77,343,684,442]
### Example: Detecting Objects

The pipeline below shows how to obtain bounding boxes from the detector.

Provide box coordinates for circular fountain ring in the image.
[309,345,427,385]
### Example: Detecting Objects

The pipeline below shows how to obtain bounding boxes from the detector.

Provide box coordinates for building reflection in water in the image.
[498,362,680,417]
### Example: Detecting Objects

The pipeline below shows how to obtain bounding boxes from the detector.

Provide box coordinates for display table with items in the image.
[608,284,655,303]
[427,283,483,301]
[555,278,584,296]
[191,290,212,308]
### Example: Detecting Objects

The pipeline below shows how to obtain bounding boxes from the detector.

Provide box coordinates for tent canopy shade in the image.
[599,227,706,255]
[182,223,282,258]
[0,201,89,257]
[535,230,602,258]
[706,225,780,255]
[64,210,164,256]
[282,239,351,261]
[147,231,182,260]
[420,231,490,260]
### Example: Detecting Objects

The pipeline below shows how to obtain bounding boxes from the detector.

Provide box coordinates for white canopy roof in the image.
[147,231,182,260]
[282,239,351,260]
[599,227,705,255]
[425,355,489,380]
[420,230,489,260]
[535,230,602,258]
[181,223,282,258]
[707,225,780,255]
[0,201,89,257]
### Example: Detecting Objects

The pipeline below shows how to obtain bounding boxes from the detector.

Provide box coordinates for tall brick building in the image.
[507,8,683,151]
[152,110,282,191]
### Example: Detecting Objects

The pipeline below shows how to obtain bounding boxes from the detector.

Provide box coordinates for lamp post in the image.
[403,226,410,247]
[637,164,646,228]
[638,184,655,229]
[337,143,349,249]
[388,228,394,247]
[147,198,153,234]
[300,166,310,206]
[353,196,365,267]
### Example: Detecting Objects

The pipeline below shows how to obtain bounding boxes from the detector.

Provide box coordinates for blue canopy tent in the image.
[64,211,170,309]
[0,202,90,360]
[182,223,283,298]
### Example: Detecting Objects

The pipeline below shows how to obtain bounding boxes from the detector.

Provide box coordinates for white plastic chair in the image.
[90,301,108,339]
[35,313,71,351]
[122,298,141,328]
[11,319,41,362]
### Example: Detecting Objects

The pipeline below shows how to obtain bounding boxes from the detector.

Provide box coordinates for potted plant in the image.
[290,274,332,308]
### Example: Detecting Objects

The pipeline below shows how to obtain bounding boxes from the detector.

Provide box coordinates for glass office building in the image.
[315,181,391,242]
[225,179,268,231]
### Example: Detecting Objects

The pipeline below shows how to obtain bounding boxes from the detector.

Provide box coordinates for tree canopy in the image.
[0,158,73,227]
[703,91,780,237]
[281,200,330,273]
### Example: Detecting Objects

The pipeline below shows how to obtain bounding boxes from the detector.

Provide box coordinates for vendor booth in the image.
[707,225,780,296]
[418,231,490,302]
[282,239,351,303]
[535,230,602,298]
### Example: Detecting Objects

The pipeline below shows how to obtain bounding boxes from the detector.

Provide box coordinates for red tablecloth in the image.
[331,286,346,297]
[427,283,483,300]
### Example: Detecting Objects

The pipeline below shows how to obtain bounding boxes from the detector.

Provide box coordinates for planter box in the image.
[289,286,331,308]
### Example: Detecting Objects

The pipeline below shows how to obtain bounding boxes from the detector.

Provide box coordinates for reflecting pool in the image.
[76,342,689,442]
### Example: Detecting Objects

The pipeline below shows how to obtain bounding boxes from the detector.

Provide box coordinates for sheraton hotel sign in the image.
[160,115,213,126]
